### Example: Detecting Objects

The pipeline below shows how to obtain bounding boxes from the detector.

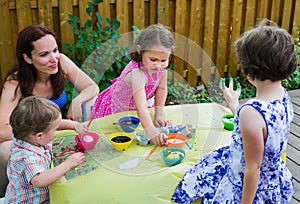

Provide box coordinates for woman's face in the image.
[24,34,60,75]
[140,46,171,74]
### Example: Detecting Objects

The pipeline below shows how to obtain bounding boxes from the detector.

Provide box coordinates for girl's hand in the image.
[219,77,241,113]
[151,132,167,146]
[153,116,170,127]
[145,125,167,146]
[65,152,86,169]
[74,121,88,136]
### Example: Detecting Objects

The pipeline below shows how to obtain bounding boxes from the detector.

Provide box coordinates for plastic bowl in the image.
[75,132,99,150]
[109,132,133,151]
[221,114,234,130]
[118,116,140,133]
[166,133,187,148]
[161,147,185,166]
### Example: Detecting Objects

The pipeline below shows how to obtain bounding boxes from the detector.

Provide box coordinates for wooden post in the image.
[59,0,74,53]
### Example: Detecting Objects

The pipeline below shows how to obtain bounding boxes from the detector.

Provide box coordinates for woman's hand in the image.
[67,100,83,122]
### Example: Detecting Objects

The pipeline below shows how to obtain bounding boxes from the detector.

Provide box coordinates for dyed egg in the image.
[82,135,94,143]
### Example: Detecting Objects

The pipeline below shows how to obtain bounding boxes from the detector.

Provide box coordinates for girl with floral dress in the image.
[172,19,298,203]
[92,24,174,146]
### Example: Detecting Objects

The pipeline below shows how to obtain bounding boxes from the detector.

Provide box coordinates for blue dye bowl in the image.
[118,116,140,133]
[161,147,185,166]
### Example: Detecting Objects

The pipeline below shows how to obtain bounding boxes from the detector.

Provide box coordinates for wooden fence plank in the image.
[15,0,32,31]
[37,0,53,28]
[52,0,57,7]
[257,0,271,22]
[174,0,188,78]
[292,0,300,38]
[59,0,73,53]
[244,0,256,29]
[168,0,175,31]
[157,0,169,26]
[215,0,232,78]
[149,0,157,24]
[228,0,243,77]
[186,0,204,87]
[38,0,53,29]
[98,0,111,26]
[116,0,129,34]
[201,0,217,84]
[0,0,14,85]
[78,0,89,27]
[281,0,294,32]
[270,0,283,25]
[133,0,145,29]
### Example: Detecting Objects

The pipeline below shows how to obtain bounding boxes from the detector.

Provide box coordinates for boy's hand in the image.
[65,152,86,169]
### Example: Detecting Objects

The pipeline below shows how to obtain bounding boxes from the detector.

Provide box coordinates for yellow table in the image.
[50,103,232,204]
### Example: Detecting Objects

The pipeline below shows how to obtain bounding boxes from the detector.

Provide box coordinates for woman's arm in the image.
[239,105,265,204]
[59,53,99,121]
[0,80,22,142]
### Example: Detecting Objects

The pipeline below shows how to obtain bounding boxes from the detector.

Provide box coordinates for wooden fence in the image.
[0,0,300,90]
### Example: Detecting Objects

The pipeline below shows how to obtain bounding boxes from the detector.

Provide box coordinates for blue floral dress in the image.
[172,91,294,204]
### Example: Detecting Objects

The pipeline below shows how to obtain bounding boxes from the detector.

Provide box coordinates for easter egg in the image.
[83,135,94,143]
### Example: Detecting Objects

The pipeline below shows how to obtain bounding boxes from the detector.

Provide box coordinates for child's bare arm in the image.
[30,152,85,188]
[131,70,167,146]
[153,71,169,127]
[239,106,265,203]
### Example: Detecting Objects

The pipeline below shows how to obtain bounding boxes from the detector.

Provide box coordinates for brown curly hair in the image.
[235,19,298,82]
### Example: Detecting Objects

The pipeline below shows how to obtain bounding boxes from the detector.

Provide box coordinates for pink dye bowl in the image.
[75,132,99,150]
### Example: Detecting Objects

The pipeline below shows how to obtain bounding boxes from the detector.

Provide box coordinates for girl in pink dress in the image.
[92,24,174,146]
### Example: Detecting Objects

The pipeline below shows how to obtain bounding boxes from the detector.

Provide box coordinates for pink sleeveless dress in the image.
[92,60,164,118]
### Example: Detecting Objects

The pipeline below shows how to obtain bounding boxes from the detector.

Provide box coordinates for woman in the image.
[0,25,99,196]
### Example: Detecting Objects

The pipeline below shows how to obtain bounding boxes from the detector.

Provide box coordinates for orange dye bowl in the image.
[166,133,187,148]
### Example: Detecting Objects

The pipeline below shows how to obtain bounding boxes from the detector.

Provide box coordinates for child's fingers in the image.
[219,78,226,90]
[229,77,234,89]
[236,82,242,93]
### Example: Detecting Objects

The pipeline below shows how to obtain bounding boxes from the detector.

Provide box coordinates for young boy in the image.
[5,96,86,203]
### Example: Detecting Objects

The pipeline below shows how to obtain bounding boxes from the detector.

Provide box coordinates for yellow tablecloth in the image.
[50,103,232,204]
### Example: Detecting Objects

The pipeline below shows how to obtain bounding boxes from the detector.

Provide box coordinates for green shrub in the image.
[63,0,131,113]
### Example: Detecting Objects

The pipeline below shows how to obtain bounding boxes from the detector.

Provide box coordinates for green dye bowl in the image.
[221,113,234,131]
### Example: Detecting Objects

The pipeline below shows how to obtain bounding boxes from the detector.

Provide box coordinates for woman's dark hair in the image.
[130,24,175,67]
[4,25,66,99]
[235,19,298,81]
